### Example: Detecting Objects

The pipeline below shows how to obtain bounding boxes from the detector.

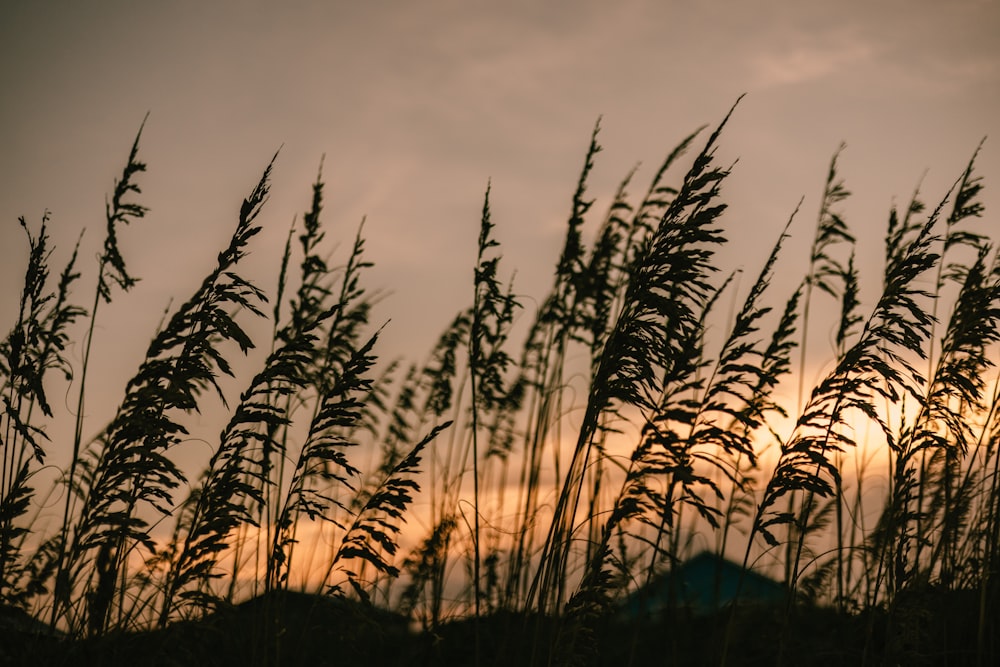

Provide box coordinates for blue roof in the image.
[621,551,786,617]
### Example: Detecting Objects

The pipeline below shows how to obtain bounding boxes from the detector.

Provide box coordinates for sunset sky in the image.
[2,0,999,455]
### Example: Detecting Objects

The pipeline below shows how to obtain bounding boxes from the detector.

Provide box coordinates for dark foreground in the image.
[1,588,995,667]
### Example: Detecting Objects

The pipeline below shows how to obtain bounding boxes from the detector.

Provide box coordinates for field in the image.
[2,102,998,665]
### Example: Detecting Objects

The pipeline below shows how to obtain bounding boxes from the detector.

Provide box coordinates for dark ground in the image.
[1,587,994,666]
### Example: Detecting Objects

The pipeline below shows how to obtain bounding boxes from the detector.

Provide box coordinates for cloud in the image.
[747,34,876,88]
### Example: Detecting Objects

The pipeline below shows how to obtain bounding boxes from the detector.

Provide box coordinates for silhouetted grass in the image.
[1,102,997,665]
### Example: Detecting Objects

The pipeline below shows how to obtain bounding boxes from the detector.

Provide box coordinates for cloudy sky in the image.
[2,0,999,451]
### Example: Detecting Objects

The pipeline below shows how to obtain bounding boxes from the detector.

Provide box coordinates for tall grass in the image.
[1,105,997,666]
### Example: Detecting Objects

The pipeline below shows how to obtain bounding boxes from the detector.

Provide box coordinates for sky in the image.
[2,0,999,467]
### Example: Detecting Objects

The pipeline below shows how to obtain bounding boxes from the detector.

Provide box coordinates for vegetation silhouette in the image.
[1,101,997,665]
